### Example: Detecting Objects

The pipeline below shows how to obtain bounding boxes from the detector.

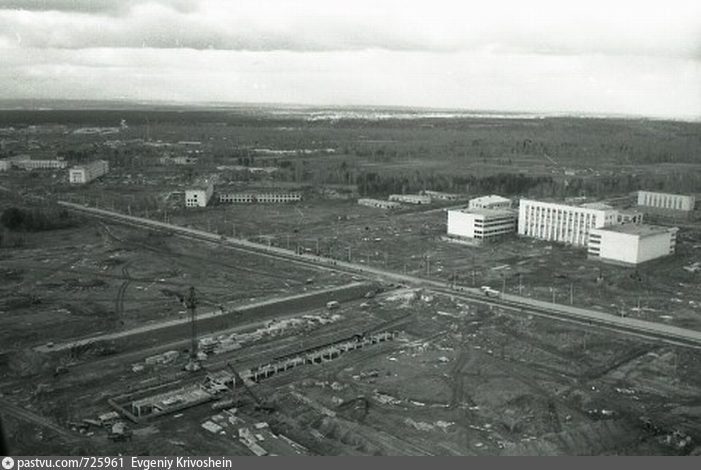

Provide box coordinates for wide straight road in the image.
[58,201,701,349]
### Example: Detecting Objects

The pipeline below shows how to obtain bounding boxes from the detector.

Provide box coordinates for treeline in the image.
[354,170,701,198]
[0,206,78,232]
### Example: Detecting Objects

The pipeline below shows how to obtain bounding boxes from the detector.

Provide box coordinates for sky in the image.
[0,0,700,119]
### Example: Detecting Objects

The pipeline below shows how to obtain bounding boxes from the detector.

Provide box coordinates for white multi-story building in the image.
[358,198,402,210]
[469,195,512,210]
[68,160,109,184]
[0,159,9,171]
[637,191,695,212]
[219,192,302,204]
[588,224,678,266]
[389,194,431,205]
[185,183,214,208]
[518,199,623,247]
[447,208,517,242]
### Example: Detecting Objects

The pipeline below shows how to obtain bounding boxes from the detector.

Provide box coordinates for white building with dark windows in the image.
[637,191,695,212]
[588,224,678,266]
[185,183,214,208]
[69,160,109,184]
[219,192,302,204]
[447,208,517,242]
[469,195,512,210]
[518,199,623,247]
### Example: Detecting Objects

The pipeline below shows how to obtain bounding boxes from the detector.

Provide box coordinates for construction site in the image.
[1,110,701,456]
[2,200,701,456]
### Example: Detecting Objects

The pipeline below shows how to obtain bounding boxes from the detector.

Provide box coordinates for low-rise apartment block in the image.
[588,224,678,266]
[447,208,517,242]
[69,160,109,184]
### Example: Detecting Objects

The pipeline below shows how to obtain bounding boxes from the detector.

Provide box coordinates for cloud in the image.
[1,46,699,118]
[0,0,699,58]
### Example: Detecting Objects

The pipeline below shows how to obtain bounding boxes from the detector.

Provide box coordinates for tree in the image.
[0,207,24,230]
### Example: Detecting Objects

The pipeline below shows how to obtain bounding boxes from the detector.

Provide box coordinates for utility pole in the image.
[551,286,556,304]
[518,273,523,296]
[501,273,506,296]
[185,286,200,371]
[570,283,574,305]
[347,246,352,262]
[426,255,430,277]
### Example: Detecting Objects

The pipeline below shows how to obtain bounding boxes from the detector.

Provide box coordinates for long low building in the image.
[637,190,695,212]
[5,155,67,170]
[423,190,461,201]
[518,199,625,247]
[69,160,109,184]
[358,198,401,210]
[219,192,302,204]
[389,194,431,205]
[588,224,678,266]
[447,208,517,242]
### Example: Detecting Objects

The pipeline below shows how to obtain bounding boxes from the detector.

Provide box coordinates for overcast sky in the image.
[0,0,700,118]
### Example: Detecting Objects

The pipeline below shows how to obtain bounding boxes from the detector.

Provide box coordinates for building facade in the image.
[69,160,109,184]
[8,155,67,170]
[637,191,695,212]
[219,192,302,204]
[388,194,432,205]
[447,208,517,242]
[0,159,9,171]
[185,183,214,208]
[358,198,402,210]
[469,195,512,210]
[423,190,460,201]
[518,199,621,247]
[588,224,678,266]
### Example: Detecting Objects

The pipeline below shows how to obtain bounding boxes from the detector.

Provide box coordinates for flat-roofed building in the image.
[8,155,67,170]
[447,208,517,242]
[423,190,461,201]
[637,190,695,212]
[69,160,109,184]
[518,199,623,247]
[389,194,431,205]
[588,224,678,266]
[469,195,512,210]
[358,198,402,210]
[185,183,214,208]
[219,192,302,204]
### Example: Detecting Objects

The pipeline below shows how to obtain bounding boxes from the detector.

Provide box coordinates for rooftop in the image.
[593,223,677,237]
[470,194,511,203]
[580,202,614,210]
[451,207,516,217]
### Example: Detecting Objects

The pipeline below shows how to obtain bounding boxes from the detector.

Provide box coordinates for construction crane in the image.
[226,362,276,413]
[184,286,201,372]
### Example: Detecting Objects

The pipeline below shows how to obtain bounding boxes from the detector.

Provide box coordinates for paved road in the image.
[58,201,701,349]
